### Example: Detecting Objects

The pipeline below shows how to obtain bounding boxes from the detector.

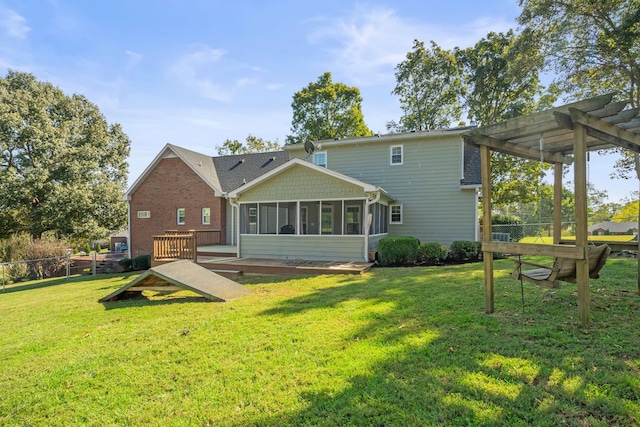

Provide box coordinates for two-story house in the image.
[125,128,480,262]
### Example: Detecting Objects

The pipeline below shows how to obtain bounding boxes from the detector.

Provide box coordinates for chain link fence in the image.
[0,252,102,291]
[483,222,576,242]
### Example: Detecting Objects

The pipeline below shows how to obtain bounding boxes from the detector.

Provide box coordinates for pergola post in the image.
[481,145,494,313]
[573,123,590,327]
[553,163,563,245]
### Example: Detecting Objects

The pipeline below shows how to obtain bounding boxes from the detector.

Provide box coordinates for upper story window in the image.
[177,208,186,225]
[390,145,403,165]
[390,204,403,224]
[313,152,327,168]
[137,210,150,219]
[202,207,211,225]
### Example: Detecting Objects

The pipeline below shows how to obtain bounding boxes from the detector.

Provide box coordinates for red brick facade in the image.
[129,157,226,257]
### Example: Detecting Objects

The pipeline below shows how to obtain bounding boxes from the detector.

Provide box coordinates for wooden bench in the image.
[511,244,611,288]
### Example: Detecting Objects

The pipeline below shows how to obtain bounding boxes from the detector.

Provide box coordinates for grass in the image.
[1,259,639,426]
[520,235,637,244]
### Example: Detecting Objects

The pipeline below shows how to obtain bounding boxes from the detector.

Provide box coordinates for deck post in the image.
[481,145,494,313]
[574,123,590,327]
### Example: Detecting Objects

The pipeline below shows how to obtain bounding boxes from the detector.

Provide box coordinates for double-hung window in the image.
[390,145,403,165]
[390,204,402,224]
[177,208,186,225]
[313,152,327,168]
[202,207,211,225]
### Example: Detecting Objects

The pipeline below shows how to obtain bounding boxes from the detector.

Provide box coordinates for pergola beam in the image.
[464,134,571,164]
[473,94,614,141]
[569,108,640,153]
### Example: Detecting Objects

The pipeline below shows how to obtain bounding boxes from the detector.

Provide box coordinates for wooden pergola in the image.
[464,94,640,327]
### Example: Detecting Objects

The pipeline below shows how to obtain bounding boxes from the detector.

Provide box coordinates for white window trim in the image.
[313,151,327,168]
[390,204,403,224]
[202,207,211,225]
[137,210,150,219]
[390,144,403,165]
[177,208,186,225]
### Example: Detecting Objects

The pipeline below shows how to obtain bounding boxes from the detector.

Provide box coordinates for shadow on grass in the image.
[0,272,139,294]
[251,260,640,426]
[100,291,213,310]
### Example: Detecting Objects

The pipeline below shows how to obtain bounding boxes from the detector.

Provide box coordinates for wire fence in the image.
[485,222,577,242]
[0,252,102,292]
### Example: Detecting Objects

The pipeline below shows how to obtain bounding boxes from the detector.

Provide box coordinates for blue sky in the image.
[0,0,637,204]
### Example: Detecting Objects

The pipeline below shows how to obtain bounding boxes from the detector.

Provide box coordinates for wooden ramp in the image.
[99,260,252,302]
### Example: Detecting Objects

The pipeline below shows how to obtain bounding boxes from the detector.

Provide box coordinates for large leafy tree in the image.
[457,29,553,206]
[0,71,130,240]
[389,40,462,132]
[391,32,552,206]
[216,134,280,156]
[518,0,640,180]
[286,72,372,145]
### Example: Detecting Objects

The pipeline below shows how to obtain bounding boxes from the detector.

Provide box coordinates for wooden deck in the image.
[152,244,373,277]
[196,256,373,276]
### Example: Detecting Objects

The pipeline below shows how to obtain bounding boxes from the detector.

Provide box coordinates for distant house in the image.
[588,221,638,236]
[125,129,481,262]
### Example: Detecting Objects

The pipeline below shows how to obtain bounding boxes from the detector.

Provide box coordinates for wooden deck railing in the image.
[164,230,222,246]
[153,234,197,261]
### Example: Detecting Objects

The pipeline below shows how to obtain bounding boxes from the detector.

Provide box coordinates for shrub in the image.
[118,258,133,270]
[84,242,92,254]
[6,261,28,283]
[2,233,30,263]
[132,254,151,270]
[378,237,420,266]
[448,240,480,262]
[23,235,67,279]
[417,242,448,265]
[96,242,102,252]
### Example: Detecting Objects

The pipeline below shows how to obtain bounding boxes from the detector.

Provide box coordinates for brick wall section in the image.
[129,157,226,257]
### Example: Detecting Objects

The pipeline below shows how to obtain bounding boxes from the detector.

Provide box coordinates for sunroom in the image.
[227,158,395,262]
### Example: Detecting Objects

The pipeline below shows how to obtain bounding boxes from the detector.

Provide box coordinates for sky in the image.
[0,0,637,205]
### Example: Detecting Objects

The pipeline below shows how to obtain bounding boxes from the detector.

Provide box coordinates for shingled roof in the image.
[212,151,289,193]
[460,143,481,187]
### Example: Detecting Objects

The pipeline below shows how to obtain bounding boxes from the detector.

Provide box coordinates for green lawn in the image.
[1,259,639,426]
[520,235,637,244]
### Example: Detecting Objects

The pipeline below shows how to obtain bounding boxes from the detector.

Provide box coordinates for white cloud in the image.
[306,4,513,86]
[170,44,229,101]
[170,44,261,102]
[124,50,143,70]
[0,6,30,39]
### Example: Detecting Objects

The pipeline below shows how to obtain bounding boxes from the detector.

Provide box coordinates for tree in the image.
[456,29,548,126]
[391,33,553,206]
[286,72,372,145]
[389,40,462,132]
[613,200,639,222]
[457,30,555,207]
[0,70,130,240]
[216,134,281,156]
[518,0,640,181]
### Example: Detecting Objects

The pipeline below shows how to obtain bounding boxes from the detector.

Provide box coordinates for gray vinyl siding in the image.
[368,234,385,251]
[239,235,366,261]
[288,134,477,246]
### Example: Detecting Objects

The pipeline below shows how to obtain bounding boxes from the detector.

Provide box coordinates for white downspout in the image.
[229,197,241,257]
[365,191,381,262]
